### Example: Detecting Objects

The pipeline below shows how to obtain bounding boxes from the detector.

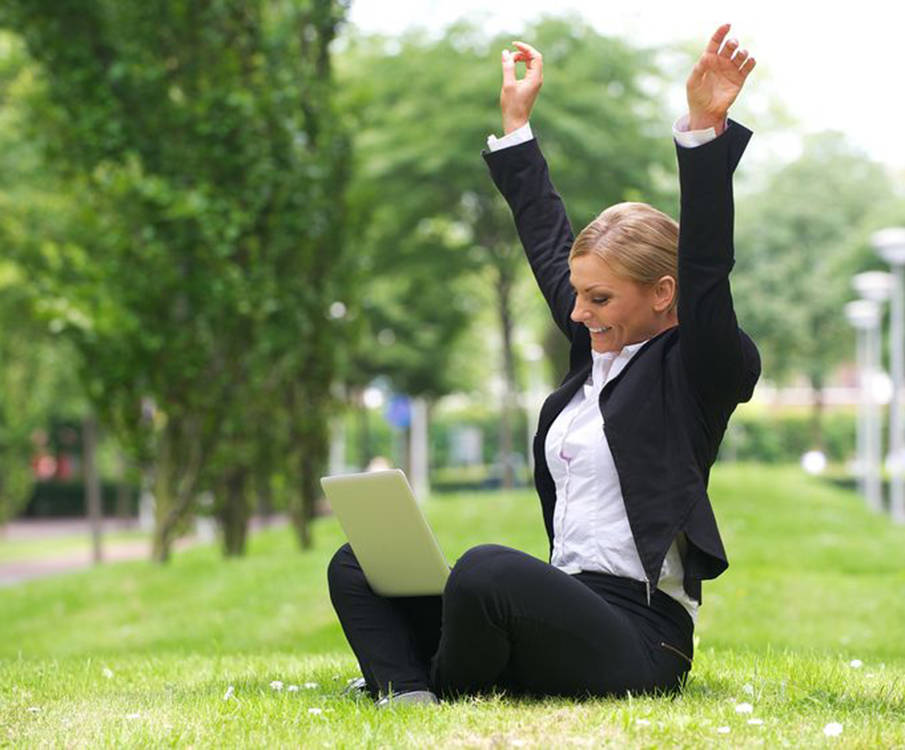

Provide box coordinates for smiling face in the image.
[569,252,677,354]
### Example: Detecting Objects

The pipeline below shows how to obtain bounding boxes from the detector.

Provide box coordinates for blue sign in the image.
[385,395,411,429]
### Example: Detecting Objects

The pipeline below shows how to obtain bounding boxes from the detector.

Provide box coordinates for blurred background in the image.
[1,0,904,579]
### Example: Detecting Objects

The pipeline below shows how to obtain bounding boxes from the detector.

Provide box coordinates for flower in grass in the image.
[747,718,764,726]
[102,667,114,679]
[270,680,284,691]
[223,685,235,701]
[716,726,730,734]
[734,702,753,714]
[125,713,141,720]
[304,682,319,689]
[27,707,40,713]
[287,685,300,692]
[308,707,323,715]
[824,722,843,737]
[742,683,754,696]
[635,719,651,727]
[849,659,863,669]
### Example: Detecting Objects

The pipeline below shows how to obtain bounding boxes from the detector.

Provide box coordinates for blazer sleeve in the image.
[675,119,761,420]
[483,139,577,341]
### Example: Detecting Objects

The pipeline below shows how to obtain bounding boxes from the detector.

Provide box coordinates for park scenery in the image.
[1,2,904,748]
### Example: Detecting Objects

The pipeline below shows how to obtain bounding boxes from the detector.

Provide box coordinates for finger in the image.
[705,23,731,54]
[732,48,749,69]
[719,37,739,59]
[739,56,756,76]
[501,49,516,87]
[512,40,543,77]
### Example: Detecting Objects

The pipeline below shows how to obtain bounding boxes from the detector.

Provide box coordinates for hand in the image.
[686,23,756,134]
[500,41,543,135]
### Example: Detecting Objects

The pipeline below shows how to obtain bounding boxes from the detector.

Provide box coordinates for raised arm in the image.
[677,24,760,417]
[483,42,578,340]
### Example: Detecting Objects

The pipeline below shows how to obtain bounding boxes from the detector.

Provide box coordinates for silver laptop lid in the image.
[321,469,450,596]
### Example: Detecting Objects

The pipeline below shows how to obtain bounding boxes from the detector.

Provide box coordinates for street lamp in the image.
[871,227,905,524]
[845,297,884,512]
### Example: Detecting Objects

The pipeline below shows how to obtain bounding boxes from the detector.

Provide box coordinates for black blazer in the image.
[483,120,760,602]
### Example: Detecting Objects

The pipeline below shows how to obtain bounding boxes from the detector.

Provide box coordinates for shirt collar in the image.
[590,339,649,390]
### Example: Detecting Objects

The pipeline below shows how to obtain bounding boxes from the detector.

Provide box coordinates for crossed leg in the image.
[328,542,687,701]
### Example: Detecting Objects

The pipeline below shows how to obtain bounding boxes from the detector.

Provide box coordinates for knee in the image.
[445,544,521,598]
[326,542,363,593]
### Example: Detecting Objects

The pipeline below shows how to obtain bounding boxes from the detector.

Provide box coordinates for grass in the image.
[1,463,904,747]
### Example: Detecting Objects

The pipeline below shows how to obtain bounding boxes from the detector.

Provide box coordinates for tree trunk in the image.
[496,266,519,489]
[219,467,250,557]
[809,371,826,450]
[255,468,273,526]
[83,415,103,564]
[358,394,371,470]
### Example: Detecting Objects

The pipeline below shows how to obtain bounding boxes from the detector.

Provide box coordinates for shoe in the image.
[341,677,369,697]
[376,690,438,708]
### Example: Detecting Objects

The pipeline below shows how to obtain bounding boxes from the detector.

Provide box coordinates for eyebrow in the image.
[569,281,612,294]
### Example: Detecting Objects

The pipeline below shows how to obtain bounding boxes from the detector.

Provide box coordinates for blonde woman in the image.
[328,23,759,704]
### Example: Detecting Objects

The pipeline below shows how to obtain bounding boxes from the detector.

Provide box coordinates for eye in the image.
[592,297,609,305]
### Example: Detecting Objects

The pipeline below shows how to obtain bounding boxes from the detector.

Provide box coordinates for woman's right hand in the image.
[500,41,543,135]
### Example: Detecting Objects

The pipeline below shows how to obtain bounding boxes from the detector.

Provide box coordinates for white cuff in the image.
[672,113,724,148]
[486,122,534,151]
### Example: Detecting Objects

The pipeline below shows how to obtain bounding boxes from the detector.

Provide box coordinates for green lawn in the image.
[2,464,904,747]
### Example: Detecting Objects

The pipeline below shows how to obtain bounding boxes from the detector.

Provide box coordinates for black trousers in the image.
[327,542,694,701]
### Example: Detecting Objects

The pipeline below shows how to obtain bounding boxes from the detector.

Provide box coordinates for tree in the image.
[0,31,86,527]
[0,0,351,557]
[733,131,894,444]
[338,16,675,482]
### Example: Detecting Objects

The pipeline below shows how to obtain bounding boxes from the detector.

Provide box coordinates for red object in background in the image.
[31,453,58,480]
[56,454,72,480]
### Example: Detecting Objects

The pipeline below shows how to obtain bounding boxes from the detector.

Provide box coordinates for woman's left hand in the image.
[686,23,756,134]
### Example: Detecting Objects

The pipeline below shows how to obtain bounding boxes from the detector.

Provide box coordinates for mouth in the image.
[587,326,611,334]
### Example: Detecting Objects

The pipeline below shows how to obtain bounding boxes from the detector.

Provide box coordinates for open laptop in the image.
[320,469,450,596]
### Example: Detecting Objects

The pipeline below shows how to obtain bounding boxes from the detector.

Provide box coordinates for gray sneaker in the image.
[376,690,439,708]
[341,677,368,698]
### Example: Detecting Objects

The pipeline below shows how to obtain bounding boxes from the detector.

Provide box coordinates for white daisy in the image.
[735,702,753,714]
[824,722,843,737]
[270,680,284,691]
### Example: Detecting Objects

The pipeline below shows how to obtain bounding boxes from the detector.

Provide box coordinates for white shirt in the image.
[487,114,720,622]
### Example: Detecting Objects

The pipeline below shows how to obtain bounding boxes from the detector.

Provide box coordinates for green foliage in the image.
[720,409,857,463]
[0,0,351,555]
[336,16,675,399]
[733,132,895,387]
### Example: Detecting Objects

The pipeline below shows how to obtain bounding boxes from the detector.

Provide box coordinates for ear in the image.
[651,275,676,313]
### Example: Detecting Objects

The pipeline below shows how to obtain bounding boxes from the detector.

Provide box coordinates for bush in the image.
[720,408,859,463]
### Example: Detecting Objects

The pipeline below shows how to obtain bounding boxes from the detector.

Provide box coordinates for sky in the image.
[347,0,905,176]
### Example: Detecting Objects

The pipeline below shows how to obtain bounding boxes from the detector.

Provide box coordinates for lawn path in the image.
[0,515,286,586]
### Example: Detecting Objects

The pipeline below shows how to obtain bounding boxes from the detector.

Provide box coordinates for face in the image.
[569,253,674,354]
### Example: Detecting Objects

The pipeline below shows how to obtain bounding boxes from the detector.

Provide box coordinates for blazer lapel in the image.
[537,362,591,437]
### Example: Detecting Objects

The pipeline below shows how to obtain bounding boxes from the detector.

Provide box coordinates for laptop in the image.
[320,469,450,596]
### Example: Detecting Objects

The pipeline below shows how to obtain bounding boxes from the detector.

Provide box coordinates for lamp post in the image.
[871,228,905,524]
[845,298,884,512]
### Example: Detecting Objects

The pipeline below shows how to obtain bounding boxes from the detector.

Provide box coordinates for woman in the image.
[328,23,759,705]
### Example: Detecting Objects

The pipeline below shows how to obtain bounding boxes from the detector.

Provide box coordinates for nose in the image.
[570,297,590,323]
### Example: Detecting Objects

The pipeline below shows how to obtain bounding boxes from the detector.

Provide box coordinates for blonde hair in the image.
[569,202,679,313]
